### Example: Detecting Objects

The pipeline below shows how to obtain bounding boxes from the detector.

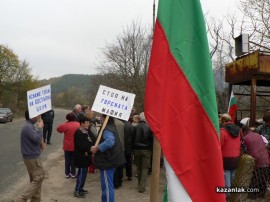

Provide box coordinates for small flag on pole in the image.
[145,0,225,201]
[228,91,238,122]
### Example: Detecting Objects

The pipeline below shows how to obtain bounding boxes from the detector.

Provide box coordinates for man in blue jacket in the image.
[91,115,126,202]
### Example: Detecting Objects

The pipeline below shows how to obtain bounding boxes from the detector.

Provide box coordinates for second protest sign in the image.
[91,85,136,121]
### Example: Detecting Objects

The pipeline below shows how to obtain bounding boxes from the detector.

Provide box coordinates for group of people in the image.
[220,111,270,200]
[13,105,154,202]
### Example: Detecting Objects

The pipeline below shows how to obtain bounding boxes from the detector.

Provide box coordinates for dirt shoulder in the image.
[4,148,166,202]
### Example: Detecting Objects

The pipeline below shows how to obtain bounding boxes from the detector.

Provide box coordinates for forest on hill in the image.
[40,74,97,109]
[39,73,144,111]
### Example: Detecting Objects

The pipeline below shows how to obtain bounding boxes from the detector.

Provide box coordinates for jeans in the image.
[224,169,236,197]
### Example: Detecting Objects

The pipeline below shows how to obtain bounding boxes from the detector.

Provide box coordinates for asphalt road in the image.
[0,108,70,194]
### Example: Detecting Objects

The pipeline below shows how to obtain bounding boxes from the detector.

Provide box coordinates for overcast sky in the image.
[0,0,237,80]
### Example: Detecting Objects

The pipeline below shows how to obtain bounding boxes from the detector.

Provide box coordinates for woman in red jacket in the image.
[57,112,80,178]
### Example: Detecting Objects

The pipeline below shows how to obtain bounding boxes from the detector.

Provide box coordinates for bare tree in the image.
[239,0,270,51]
[206,0,270,113]
[96,20,152,111]
[206,16,232,111]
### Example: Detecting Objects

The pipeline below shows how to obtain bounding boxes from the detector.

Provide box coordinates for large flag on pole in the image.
[144,0,225,201]
[228,91,237,122]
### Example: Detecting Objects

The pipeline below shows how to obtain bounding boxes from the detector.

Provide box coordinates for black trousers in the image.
[125,153,133,178]
[114,165,123,188]
[43,123,53,143]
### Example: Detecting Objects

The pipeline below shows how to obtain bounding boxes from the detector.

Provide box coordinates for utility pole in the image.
[153,0,156,35]
[145,0,156,82]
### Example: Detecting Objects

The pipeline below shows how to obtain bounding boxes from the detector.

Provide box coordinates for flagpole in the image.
[150,137,161,202]
[149,1,161,201]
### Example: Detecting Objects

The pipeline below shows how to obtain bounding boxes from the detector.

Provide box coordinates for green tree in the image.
[13,60,39,107]
[0,45,38,110]
[0,45,20,104]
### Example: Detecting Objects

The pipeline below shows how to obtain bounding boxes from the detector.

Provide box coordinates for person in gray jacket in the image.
[13,110,45,202]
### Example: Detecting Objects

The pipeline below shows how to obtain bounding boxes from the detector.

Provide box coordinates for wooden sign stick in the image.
[94,115,109,146]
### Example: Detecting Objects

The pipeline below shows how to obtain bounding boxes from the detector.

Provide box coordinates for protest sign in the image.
[91,85,136,121]
[27,85,52,118]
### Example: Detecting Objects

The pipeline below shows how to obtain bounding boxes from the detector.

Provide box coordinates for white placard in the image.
[91,85,135,121]
[27,85,52,118]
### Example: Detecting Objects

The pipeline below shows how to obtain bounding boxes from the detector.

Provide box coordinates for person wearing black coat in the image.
[132,112,153,193]
[91,115,126,202]
[124,120,133,180]
[41,109,54,144]
[73,116,94,198]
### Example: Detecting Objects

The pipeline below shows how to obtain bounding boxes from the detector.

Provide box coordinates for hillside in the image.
[39,74,94,94]
[38,74,100,107]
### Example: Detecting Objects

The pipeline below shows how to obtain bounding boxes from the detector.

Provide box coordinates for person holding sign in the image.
[91,115,126,202]
[13,110,45,202]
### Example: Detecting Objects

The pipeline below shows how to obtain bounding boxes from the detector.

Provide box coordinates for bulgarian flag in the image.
[228,91,237,122]
[144,0,225,201]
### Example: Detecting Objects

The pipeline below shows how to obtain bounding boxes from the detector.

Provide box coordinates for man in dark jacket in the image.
[113,118,125,188]
[91,115,126,202]
[132,112,153,193]
[124,120,133,181]
[74,116,93,198]
[220,113,241,199]
[41,109,54,144]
